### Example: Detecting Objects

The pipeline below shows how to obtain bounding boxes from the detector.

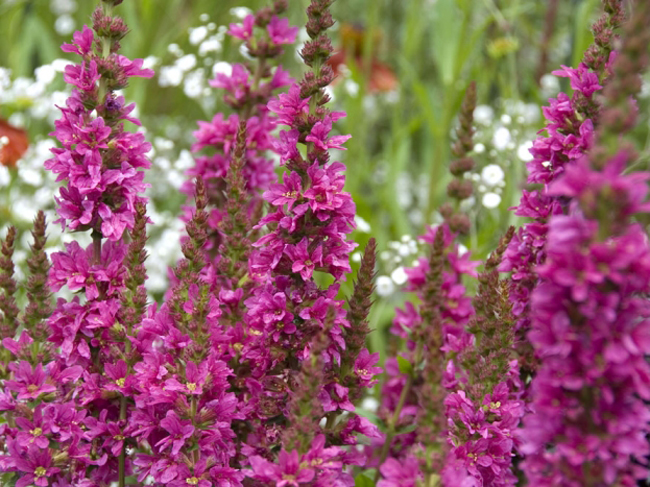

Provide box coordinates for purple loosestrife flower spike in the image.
[20,212,53,344]
[0,227,19,342]
[499,0,624,381]
[443,227,524,487]
[519,3,650,484]
[443,81,476,235]
[185,7,295,256]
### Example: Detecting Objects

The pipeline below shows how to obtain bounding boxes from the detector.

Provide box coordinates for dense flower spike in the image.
[2,0,650,486]
[185,3,295,254]
[499,0,624,378]
[0,226,19,341]
[519,1,650,484]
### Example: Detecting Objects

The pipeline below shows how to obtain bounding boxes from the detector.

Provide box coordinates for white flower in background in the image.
[175,54,197,72]
[230,7,252,19]
[0,165,9,187]
[354,215,371,233]
[481,164,505,186]
[457,243,468,256]
[35,64,57,85]
[344,79,359,97]
[380,251,391,261]
[142,56,159,71]
[159,66,183,87]
[189,26,208,45]
[391,266,408,286]
[50,0,76,15]
[517,141,534,162]
[500,114,511,125]
[351,252,362,263]
[51,58,72,72]
[361,397,379,413]
[55,15,75,35]
[492,126,511,151]
[540,73,560,95]
[199,36,223,56]
[482,192,502,209]
[375,276,395,296]
[183,69,204,99]
[396,173,413,209]
[474,143,485,154]
[473,105,494,125]
[212,61,232,77]
[167,43,183,57]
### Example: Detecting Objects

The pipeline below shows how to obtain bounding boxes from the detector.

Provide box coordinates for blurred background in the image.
[1,0,650,358]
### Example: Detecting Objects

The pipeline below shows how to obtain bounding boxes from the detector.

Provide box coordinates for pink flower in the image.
[249,449,315,486]
[228,14,254,40]
[267,16,299,46]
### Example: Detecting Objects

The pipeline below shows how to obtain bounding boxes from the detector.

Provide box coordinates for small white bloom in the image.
[154,137,174,151]
[351,252,362,263]
[391,266,408,286]
[167,43,183,56]
[176,150,194,171]
[175,54,197,72]
[189,26,208,45]
[18,167,43,186]
[481,164,505,186]
[354,215,371,233]
[473,105,494,125]
[492,126,511,151]
[50,0,76,15]
[212,61,232,77]
[183,70,204,98]
[158,66,183,87]
[199,13,209,22]
[500,114,512,125]
[517,141,534,162]
[142,56,159,70]
[55,14,75,35]
[200,36,222,56]
[35,64,57,85]
[540,74,560,94]
[482,192,502,209]
[361,397,379,413]
[230,6,252,19]
[474,143,485,154]
[51,58,72,72]
[375,276,395,297]
[380,251,391,261]
[397,244,411,257]
[457,243,468,256]
[0,165,9,186]
[344,79,359,97]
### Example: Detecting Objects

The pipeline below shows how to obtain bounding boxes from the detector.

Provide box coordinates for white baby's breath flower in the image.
[492,127,511,151]
[482,192,502,209]
[517,141,534,162]
[183,70,204,98]
[391,267,408,286]
[474,143,485,154]
[354,215,371,233]
[351,252,362,263]
[481,164,505,186]
[175,54,197,72]
[230,7,252,19]
[375,276,395,297]
[473,105,494,125]
[55,14,75,35]
[189,26,208,45]
[212,61,232,77]
[158,66,183,87]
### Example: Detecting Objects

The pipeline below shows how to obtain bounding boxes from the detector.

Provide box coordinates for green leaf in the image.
[397,355,413,375]
[355,472,377,487]
[396,422,418,435]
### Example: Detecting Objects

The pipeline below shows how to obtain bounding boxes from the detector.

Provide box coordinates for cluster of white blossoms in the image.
[157,10,239,104]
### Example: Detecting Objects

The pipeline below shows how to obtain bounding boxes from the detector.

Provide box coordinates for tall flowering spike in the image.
[20,212,53,343]
[118,202,148,337]
[343,238,376,367]
[519,2,650,484]
[216,121,254,284]
[443,81,476,235]
[594,0,650,165]
[499,0,624,380]
[0,3,156,485]
[240,1,380,483]
[0,226,19,341]
[185,6,296,254]
[443,226,524,487]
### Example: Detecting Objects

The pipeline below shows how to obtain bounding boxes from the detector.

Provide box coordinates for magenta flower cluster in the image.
[1,1,650,487]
